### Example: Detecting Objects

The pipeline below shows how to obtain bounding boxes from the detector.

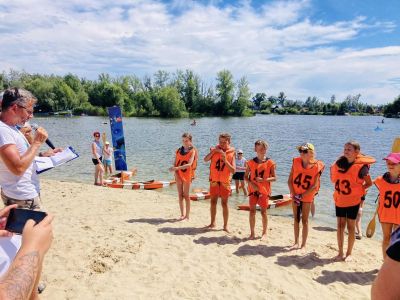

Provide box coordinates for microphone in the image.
[30,123,56,149]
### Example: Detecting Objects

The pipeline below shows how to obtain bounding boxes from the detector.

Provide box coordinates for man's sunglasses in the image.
[299,149,308,154]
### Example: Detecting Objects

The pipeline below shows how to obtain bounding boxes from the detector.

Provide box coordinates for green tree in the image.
[252,93,267,110]
[153,86,187,118]
[215,70,235,115]
[233,77,251,116]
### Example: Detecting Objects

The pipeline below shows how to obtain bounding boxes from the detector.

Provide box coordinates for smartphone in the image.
[5,208,47,234]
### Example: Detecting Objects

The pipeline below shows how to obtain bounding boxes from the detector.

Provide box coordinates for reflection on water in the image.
[37,115,399,238]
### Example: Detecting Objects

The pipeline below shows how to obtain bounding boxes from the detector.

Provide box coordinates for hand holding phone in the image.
[5,208,47,234]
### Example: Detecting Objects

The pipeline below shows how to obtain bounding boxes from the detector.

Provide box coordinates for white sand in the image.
[40,179,382,299]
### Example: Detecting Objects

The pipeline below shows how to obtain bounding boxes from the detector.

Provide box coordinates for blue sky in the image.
[0,0,399,104]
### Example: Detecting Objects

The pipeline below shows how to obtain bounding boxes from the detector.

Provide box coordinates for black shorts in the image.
[335,204,360,220]
[92,157,102,165]
[232,172,245,180]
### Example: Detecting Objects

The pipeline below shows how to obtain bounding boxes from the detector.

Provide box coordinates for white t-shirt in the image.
[235,157,247,173]
[92,141,102,159]
[103,147,113,161]
[0,121,40,199]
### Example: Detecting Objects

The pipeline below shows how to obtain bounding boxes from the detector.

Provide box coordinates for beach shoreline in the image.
[41,179,381,299]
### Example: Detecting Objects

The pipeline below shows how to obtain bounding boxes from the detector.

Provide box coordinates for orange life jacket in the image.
[354,154,376,165]
[247,158,275,196]
[175,147,196,183]
[375,176,400,225]
[330,162,366,207]
[191,147,198,179]
[291,157,325,203]
[209,146,235,183]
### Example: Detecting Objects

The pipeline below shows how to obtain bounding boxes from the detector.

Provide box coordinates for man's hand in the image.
[32,127,48,146]
[21,214,54,257]
[41,147,63,157]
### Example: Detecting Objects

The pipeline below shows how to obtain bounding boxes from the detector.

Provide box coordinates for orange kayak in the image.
[237,194,292,210]
[106,180,176,190]
[190,191,211,201]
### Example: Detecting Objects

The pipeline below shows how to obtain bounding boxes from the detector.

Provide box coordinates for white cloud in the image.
[0,0,399,104]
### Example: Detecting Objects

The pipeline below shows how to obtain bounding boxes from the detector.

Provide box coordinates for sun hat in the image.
[237,149,243,154]
[383,153,400,164]
[296,143,315,151]
[105,141,110,145]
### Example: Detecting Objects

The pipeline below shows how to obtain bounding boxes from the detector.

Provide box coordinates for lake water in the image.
[37,114,399,238]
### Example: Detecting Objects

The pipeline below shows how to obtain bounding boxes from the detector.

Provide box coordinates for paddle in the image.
[366,205,378,238]
[392,137,400,152]
[366,137,400,238]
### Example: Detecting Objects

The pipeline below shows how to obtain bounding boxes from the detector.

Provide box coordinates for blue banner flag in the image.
[107,106,128,171]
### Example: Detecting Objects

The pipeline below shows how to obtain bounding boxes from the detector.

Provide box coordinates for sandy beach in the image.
[40,179,382,299]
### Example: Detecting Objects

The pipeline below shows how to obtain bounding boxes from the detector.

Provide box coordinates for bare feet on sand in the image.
[334,254,345,261]
[249,234,256,240]
[178,215,185,221]
[287,244,300,251]
[223,226,230,234]
[260,233,267,241]
[344,255,353,262]
[205,223,216,229]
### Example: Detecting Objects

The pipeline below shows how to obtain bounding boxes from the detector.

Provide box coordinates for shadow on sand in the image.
[158,227,209,236]
[193,235,247,246]
[314,269,379,285]
[313,226,337,232]
[275,251,334,270]
[233,244,286,258]
[126,218,179,225]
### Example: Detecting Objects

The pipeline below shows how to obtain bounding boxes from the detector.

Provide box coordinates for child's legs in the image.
[300,202,312,248]
[240,180,247,195]
[221,197,229,229]
[381,223,394,258]
[337,217,346,256]
[292,202,300,245]
[260,208,268,235]
[175,176,184,216]
[249,206,257,237]
[234,180,239,192]
[183,181,191,218]
[346,218,356,256]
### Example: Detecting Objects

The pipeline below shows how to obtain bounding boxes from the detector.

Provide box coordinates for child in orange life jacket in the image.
[288,143,324,251]
[375,152,400,259]
[245,140,276,240]
[169,133,197,221]
[331,141,373,262]
[204,133,236,233]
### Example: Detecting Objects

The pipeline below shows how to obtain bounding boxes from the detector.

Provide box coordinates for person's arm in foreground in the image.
[0,207,53,300]
[371,255,400,300]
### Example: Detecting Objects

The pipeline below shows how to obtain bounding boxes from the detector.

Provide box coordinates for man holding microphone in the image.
[0,87,54,209]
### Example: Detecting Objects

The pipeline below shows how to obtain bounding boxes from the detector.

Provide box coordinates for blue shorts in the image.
[103,159,112,166]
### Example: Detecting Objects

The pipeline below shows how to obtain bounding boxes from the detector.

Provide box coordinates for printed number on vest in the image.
[177,160,188,172]
[215,159,225,172]
[254,169,265,180]
[383,191,400,209]
[335,179,352,195]
[293,173,312,190]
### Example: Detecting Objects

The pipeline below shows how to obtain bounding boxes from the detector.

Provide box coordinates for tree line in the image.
[1,69,399,118]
